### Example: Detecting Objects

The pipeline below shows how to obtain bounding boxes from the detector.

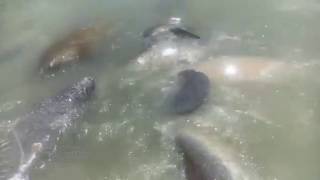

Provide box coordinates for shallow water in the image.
[0,0,320,179]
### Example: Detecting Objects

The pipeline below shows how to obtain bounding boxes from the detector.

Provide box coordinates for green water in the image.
[0,0,320,179]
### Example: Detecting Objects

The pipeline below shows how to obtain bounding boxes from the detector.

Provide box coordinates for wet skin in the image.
[1,77,95,180]
[175,131,233,180]
[171,69,210,114]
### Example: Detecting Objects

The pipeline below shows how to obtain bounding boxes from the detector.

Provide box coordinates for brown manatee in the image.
[194,56,287,85]
[39,23,113,74]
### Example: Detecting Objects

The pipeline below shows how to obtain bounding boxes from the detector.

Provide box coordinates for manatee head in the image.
[170,69,210,114]
[61,77,96,103]
[143,18,200,47]
[39,43,83,75]
[143,17,182,39]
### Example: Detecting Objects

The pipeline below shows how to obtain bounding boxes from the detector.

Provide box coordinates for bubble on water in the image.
[97,132,104,142]
[130,159,180,180]
[0,100,23,113]
[102,174,128,180]
[99,100,112,113]
[84,128,88,135]
[127,126,135,134]
[120,104,129,113]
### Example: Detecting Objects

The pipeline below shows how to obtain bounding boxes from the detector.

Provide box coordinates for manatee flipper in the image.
[0,130,31,180]
[170,28,200,40]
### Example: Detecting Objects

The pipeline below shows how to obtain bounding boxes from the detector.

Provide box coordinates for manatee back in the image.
[143,22,200,48]
[0,77,95,179]
[176,132,233,180]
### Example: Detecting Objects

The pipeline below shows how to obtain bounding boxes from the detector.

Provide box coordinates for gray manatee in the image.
[131,18,204,73]
[175,131,233,180]
[173,128,260,180]
[169,69,210,114]
[0,77,95,180]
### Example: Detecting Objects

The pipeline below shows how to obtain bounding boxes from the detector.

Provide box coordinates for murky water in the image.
[0,0,320,179]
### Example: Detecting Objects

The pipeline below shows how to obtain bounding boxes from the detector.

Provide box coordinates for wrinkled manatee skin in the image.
[14,76,95,157]
[1,77,95,180]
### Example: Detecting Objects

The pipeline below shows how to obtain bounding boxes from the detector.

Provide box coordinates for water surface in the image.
[0,0,320,179]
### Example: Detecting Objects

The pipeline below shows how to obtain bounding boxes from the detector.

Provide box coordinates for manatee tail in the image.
[0,139,13,179]
[0,132,27,180]
[170,27,200,40]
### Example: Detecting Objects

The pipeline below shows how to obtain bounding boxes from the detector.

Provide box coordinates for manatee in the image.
[39,24,112,74]
[170,27,200,40]
[0,77,95,180]
[170,69,210,114]
[173,128,260,180]
[175,131,233,180]
[143,17,200,48]
[194,56,288,84]
[132,19,203,73]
